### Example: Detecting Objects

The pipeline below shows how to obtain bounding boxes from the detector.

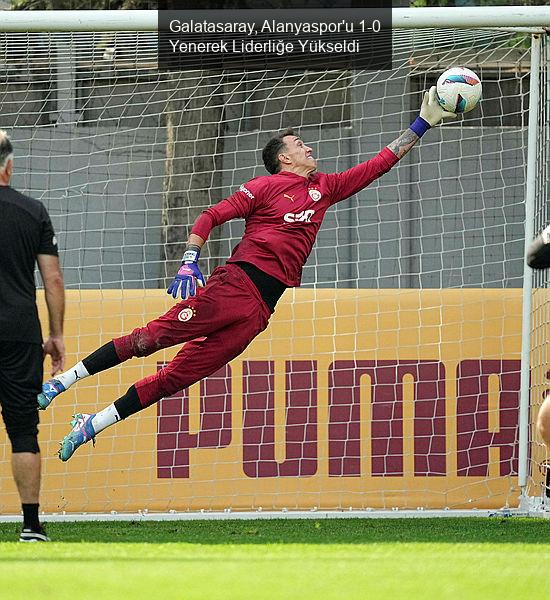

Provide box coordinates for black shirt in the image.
[0,186,58,343]
[234,261,287,312]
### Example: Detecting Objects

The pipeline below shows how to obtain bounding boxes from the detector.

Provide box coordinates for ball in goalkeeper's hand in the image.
[436,67,482,114]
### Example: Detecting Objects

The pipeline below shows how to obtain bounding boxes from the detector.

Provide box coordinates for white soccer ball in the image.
[436,67,482,114]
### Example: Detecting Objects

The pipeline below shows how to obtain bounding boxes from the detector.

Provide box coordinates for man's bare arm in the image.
[386,86,456,161]
[37,254,66,375]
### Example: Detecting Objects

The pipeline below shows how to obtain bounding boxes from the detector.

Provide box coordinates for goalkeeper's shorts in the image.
[114,263,272,409]
[0,341,42,448]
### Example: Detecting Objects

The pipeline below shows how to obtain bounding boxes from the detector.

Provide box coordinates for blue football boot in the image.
[58,413,96,462]
[37,379,66,410]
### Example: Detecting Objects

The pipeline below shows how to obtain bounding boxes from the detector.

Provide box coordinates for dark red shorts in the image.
[113,263,271,407]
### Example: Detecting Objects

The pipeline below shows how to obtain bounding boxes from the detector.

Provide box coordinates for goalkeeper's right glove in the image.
[410,86,457,137]
[166,245,206,300]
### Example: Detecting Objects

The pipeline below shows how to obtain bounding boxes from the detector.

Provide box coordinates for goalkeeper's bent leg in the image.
[134,310,270,411]
[58,308,251,452]
[59,266,272,458]
[54,264,270,412]
[51,312,191,406]
[58,341,122,388]
[73,385,140,438]
[57,324,249,460]
[85,301,270,426]
[39,341,121,410]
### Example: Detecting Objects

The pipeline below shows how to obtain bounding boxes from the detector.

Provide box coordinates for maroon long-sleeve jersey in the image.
[192,146,399,286]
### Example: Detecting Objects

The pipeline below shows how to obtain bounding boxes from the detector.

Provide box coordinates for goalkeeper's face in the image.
[280,135,317,174]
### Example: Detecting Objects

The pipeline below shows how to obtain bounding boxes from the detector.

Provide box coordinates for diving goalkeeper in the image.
[40,88,455,461]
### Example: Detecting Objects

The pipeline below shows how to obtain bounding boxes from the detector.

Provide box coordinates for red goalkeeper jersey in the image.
[192,146,399,287]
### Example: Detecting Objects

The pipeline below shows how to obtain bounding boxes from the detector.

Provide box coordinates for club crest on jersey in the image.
[178,307,196,322]
[308,188,321,202]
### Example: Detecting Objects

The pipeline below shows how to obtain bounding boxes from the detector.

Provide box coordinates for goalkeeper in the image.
[40,89,455,462]
[527,225,550,449]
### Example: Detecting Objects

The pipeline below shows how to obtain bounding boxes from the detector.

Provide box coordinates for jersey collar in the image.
[276,170,320,183]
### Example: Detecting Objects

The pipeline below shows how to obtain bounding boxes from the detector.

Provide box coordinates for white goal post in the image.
[0,6,548,520]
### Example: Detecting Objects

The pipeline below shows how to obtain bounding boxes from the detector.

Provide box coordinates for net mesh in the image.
[0,27,543,513]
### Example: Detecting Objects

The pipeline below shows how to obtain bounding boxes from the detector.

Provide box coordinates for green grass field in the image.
[1,518,550,599]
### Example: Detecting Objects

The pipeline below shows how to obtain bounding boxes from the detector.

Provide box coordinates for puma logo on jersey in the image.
[239,184,254,199]
[283,194,295,202]
[284,210,315,223]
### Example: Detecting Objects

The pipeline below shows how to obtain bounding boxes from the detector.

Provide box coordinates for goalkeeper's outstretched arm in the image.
[387,86,456,160]
[527,224,550,270]
[327,87,456,203]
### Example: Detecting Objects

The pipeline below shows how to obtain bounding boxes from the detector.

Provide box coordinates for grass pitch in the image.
[1,518,549,600]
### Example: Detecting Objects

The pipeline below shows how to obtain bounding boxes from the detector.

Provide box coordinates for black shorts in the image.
[0,342,42,439]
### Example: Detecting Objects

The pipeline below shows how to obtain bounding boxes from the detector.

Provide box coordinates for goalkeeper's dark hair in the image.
[0,130,13,170]
[262,128,298,175]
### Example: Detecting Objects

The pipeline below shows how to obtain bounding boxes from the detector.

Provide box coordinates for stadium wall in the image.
[0,288,543,515]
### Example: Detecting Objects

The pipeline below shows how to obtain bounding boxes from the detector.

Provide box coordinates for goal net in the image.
[0,20,545,515]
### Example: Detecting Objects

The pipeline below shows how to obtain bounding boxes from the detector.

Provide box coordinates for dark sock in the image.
[82,341,121,375]
[114,385,143,419]
[22,503,40,531]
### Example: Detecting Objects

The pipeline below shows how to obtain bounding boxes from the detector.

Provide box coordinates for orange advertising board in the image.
[0,288,542,514]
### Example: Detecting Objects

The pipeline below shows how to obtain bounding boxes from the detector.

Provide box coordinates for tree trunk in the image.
[161,71,225,284]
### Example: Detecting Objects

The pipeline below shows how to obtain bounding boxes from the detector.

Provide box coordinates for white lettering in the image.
[239,185,255,199]
[169,20,256,36]
[260,20,352,36]
[284,210,315,223]
[169,40,228,53]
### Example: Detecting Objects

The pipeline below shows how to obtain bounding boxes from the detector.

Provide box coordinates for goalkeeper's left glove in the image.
[166,245,206,300]
[410,86,456,137]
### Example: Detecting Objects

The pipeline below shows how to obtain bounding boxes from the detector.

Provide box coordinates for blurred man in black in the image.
[0,130,65,541]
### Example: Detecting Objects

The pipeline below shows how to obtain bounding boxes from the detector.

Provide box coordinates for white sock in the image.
[56,361,90,389]
[91,404,121,435]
